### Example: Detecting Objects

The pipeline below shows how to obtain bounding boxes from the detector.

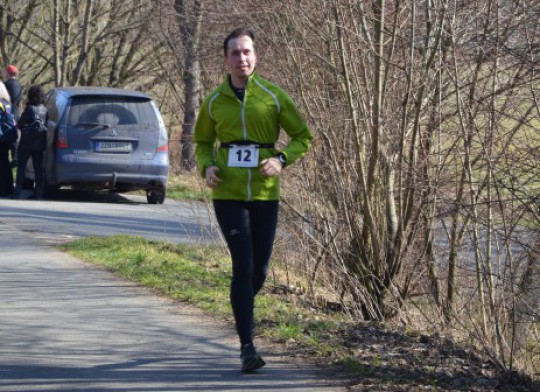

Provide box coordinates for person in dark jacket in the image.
[5,65,23,168]
[0,81,16,197]
[5,65,22,119]
[13,85,48,200]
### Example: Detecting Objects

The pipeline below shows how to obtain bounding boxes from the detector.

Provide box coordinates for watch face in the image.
[279,154,286,164]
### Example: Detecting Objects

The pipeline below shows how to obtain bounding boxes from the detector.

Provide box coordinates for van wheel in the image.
[147,188,165,204]
[43,185,60,198]
[22,178,35,190]
[43,174,59,198]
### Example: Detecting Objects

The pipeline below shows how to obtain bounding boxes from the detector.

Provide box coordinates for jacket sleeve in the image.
[194,95,217,178]
[278,92,313,166]
[17,107,32,130]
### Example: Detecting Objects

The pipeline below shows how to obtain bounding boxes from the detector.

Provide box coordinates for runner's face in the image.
[225,36,257,83]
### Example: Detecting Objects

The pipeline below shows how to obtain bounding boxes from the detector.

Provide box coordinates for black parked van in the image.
[35,87,169,204]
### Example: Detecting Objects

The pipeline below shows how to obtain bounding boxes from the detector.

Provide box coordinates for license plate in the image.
[95,141,132,153]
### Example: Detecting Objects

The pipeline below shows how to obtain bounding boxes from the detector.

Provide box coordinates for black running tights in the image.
[213,200,279,347]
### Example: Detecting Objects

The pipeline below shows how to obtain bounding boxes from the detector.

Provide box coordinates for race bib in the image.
[227,145,259,168]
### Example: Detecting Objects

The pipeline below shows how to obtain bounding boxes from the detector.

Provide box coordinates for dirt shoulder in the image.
[282,322,539,391]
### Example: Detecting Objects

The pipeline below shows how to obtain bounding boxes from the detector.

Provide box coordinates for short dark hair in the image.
[223,28,255,56]
[27,85,45,105]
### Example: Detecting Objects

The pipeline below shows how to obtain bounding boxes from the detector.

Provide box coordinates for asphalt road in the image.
[0,189,216,246]
[0,191,345,391]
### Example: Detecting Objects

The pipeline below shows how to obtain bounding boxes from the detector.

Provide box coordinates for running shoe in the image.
[240,343,266,372]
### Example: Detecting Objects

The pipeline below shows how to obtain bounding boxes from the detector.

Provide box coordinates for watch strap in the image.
[275,153,287,167]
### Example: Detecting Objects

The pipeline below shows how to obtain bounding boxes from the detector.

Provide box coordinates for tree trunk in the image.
[60,0,71,86]
[53,0,61,86]
[70,0,92,86]
[175,0,203,171]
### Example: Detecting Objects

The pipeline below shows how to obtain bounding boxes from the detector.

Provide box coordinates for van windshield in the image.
[66,96,158,131]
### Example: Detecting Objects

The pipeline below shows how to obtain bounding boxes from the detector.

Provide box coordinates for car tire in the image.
[22,178,35,190]
[147,187,165,204]
[42,173,59,198]
[43,185,60,198]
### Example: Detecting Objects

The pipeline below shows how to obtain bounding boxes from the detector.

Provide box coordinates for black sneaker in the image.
[240,343,266,372]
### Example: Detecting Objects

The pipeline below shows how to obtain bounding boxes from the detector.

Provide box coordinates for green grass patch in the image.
[61,235,232,316]
[60,235,345,358]
[275,323,303,340]
[166,181,210,202]
[338,356,371,374]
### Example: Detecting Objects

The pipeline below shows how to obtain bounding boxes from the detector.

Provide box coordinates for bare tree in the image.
[174,0,203,170]
[2,0,162,89]
[3,0,539,375]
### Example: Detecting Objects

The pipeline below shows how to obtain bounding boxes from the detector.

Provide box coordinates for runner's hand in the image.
[205,166,222,188]
[259,157,282,177]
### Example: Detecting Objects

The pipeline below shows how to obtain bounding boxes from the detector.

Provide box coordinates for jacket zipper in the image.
[240,81,252,201]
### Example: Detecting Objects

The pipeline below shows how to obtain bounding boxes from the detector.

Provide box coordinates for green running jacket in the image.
[194,73,312,201]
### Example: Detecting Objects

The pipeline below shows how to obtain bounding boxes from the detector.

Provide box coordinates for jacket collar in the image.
[219,71,258,97]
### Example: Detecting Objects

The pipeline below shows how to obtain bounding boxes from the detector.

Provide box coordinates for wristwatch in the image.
[275,153,287,167]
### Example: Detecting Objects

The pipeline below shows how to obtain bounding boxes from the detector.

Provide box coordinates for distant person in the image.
[0,82,16,196]
[194,28,312,372]
[5,65,23,168]
[13,85,48,200]
[5,65,22,119]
